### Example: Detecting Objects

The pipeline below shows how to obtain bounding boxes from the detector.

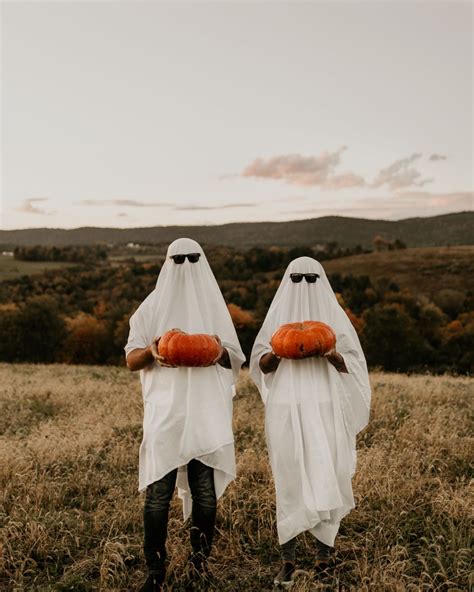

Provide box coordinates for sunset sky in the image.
[1,0,472,230]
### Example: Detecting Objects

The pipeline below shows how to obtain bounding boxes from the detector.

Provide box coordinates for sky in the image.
[1,0,472,230]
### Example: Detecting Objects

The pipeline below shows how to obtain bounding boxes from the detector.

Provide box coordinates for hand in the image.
[205,334,225,366]
[259,350,281,374]
[323,348,340,363]
[150,336,177,368]
[323,348,348,373]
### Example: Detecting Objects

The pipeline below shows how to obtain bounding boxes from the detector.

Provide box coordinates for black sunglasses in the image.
[170,252,201,264]
[290,273,320,283]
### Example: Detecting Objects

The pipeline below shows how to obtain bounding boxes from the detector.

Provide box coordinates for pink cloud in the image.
[241,146,364,189]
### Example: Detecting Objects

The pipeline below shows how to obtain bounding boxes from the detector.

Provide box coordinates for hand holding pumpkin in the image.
[151,335,178,368]
[204,334,225,366]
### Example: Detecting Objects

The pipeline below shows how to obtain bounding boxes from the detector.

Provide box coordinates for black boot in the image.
[273,561,295,588]
[139,568,166,592]
[186,550,213,582]
[315,539,334,572]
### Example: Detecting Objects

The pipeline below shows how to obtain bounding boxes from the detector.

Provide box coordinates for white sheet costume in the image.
[250,257,371,547]
[124,238,245,519]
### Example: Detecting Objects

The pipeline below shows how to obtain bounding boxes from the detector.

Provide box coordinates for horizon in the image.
[0,209,472,234]
[1,1,472,230]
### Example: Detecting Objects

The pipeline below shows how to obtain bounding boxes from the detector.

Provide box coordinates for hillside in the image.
[1,365,471,591]
[324,245,474,298]
[0,210,472,249]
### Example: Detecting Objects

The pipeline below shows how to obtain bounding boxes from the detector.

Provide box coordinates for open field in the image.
[1,365,473,591]
[324,246,474,299]
[0,256,78,282]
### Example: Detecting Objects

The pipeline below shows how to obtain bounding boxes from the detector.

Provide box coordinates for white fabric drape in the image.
[249,257,371,546]
[125,238,245,519]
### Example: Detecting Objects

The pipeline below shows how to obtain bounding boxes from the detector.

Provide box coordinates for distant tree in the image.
[1,296,67,363]
[373,235,390,252]
[61,313,110,364]
[393,238,407,249]
[227,303,256,329]
[113,313,133,365]
[0,303,22,361]
[361,302,432,371]
[433,288,465,318]
[440,311,474,373]
[14,245,108,263]
[227,303,258,362]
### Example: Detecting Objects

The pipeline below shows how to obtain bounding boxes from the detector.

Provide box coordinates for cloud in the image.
[79,199,174,208]
[321,172,366,190]
[16,198,54,215]
[175,202,257,211]
[241,146,365,189]
[79,199,255,211]
[429,153,448,161]
[371,153,433,190]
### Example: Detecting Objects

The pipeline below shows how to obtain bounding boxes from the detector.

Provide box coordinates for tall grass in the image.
[1,364,472,591]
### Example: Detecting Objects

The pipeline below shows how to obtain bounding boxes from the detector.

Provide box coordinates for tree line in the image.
[14,245,108,263]
[0,244,472,373]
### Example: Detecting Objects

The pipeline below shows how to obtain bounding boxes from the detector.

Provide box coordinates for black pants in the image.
[143,459,217,573]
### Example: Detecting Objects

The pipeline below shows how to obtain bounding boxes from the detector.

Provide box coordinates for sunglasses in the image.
[290,273,320,283]
[170,252,201,264]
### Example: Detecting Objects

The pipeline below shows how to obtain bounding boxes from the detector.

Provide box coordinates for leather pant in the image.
[143,459,217,573]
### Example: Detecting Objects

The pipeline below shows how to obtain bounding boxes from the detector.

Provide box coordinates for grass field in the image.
[1,365,472,591]
[0,256,78,282]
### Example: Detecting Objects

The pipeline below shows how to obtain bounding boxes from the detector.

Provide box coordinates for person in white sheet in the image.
[249,256,371,587]
[124,238,245,592]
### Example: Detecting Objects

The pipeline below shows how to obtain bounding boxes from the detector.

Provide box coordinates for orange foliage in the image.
[227,303,256,329]
[61,313,109,364]
[345,308,365,334]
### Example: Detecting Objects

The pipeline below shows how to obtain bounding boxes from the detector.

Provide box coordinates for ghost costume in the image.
[250,257,371,547]
[124,238,245,520]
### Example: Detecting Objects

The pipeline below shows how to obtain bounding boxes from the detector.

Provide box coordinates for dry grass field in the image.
[1,364,472,591]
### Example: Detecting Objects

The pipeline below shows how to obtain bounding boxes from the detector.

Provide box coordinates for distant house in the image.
[2,251,14,257]
[126,242,141,249]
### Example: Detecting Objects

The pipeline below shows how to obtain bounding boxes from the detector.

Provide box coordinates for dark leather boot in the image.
[139,568,166,592]
[273,561,295,588]
[315,539,334,572]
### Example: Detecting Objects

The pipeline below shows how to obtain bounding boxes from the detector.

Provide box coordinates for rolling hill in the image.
[323,245,474,298]
[0,211,472,249]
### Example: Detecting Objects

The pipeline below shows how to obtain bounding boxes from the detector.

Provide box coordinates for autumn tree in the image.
[60,312,110,364]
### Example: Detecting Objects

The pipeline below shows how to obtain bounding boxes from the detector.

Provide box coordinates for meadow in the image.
[1,364,472,591]
[0,255,78,282]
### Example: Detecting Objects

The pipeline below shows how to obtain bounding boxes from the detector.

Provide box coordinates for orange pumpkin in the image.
[270,321,336,359]
[158,329,221,367]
